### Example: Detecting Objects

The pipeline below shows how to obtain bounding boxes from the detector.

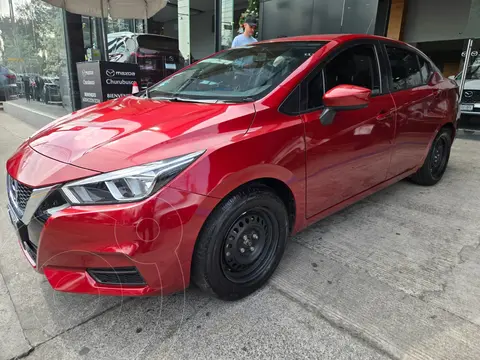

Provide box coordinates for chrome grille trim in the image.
[6,174,56,225]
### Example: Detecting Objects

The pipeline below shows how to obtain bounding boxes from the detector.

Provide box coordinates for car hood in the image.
[28,96,256,173]
[462,79,480,90]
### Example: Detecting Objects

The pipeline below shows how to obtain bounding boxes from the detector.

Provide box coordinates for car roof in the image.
[256,34,404,45]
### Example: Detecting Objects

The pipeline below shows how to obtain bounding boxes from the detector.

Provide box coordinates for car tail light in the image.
[6,74,15,80]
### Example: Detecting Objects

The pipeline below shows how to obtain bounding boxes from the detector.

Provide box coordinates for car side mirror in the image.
[320,85,371,125]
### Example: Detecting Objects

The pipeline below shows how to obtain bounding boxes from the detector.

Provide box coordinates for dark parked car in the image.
[43,77,61,104]
[0,66,18,101]
[107,32,184,88]
[6,35,458,300]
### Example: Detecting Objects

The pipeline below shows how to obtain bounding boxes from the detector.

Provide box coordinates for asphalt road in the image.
[1,110,480,360]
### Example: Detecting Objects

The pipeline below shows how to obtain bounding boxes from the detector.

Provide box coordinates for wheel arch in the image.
[440,122,456,141]
[218,177,297,234]
[205,164,302,234]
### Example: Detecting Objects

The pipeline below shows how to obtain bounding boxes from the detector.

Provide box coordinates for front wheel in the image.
[191,185,289,301]
[410,128,452,186]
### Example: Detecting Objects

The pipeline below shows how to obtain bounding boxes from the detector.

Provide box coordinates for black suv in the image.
[107,32,185,88]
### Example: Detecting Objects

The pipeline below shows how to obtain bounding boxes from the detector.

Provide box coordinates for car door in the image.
[301,42,396,218]
[383,45,438,178]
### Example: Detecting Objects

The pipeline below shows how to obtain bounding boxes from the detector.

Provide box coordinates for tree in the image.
[0,0,66,76]
[107,18,132,33]
[238,0,259,38]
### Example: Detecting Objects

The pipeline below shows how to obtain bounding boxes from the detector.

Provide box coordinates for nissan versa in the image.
[6,35,458,300]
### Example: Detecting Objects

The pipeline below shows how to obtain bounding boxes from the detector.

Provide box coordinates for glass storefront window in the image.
[0,0,72,111]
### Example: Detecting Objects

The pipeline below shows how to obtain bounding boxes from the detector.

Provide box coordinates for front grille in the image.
[462,90,480,103]
[7,175,33,215]
[34,190,68,224]
[87,267,146,286]
[22,239,38,263]
[16,217,38,264]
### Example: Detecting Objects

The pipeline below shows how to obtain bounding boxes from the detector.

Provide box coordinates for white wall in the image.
[164,11,215,60]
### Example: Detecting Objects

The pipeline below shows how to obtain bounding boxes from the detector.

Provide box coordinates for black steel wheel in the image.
[191,185,289,301]
[430,135,448,178]
[410,128,452,186]
[221,208,279,284]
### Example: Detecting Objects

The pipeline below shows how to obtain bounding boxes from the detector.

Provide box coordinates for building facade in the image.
[2,0,480,113]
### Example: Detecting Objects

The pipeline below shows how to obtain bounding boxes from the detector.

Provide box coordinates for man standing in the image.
[232,15,258,48]
[23,75,31,102]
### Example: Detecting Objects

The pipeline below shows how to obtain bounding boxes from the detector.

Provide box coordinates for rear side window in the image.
[137,35,179,51]
[385,46,422,90]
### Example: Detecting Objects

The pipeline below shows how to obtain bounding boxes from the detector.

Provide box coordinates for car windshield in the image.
[457,64,480,80]
[147,42,326,102]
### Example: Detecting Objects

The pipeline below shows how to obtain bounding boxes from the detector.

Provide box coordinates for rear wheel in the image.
[191,185,289,300]
[410,128,452,186]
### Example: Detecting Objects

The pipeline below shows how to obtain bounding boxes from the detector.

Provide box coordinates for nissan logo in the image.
[106,69,116,77]
[465,91,473,98]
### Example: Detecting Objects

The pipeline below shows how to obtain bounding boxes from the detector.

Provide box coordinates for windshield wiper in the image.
[150,96,227,104]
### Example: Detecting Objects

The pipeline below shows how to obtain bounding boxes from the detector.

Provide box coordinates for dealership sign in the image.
[76,61,140,109]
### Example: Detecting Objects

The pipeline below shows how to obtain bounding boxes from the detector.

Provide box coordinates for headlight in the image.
[61,151,204,205]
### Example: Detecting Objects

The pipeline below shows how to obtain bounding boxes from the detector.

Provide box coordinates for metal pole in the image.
[214,0,222,52]
[178,0,191,66]
[100,0,109,61]
[459,38,474,98]
[144,2,149,33]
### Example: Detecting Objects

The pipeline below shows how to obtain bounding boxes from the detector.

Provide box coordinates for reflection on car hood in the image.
[28,96,255,173]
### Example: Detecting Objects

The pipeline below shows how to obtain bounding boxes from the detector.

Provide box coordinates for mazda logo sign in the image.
[106,69,115,77]
[465,91,473,98]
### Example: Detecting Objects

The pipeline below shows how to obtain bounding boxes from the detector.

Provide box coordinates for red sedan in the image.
[6,35,458,300]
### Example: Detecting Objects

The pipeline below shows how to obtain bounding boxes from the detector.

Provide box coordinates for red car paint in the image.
[323,84,371,109]
[6,34,458,296]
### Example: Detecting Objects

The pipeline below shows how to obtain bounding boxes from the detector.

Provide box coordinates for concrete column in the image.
[178,0,191,65]
[387,0,406,40]
[62,10,84,111]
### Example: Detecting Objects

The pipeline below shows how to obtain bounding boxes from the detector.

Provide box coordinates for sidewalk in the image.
[3,98,69,129]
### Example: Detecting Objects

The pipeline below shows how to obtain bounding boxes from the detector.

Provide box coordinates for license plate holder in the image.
[460,104,474,111]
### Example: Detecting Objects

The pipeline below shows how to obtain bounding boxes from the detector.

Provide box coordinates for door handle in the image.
[376,110,389,121]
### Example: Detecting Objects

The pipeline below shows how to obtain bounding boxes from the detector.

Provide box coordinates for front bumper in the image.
[6,150,219,296]
[459,102,480,115]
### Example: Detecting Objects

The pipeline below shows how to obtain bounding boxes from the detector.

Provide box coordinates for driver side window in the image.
[306,44,381,111]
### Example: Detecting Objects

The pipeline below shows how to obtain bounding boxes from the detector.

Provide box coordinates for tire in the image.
[191,185,289,301]
[410,128,452,186]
